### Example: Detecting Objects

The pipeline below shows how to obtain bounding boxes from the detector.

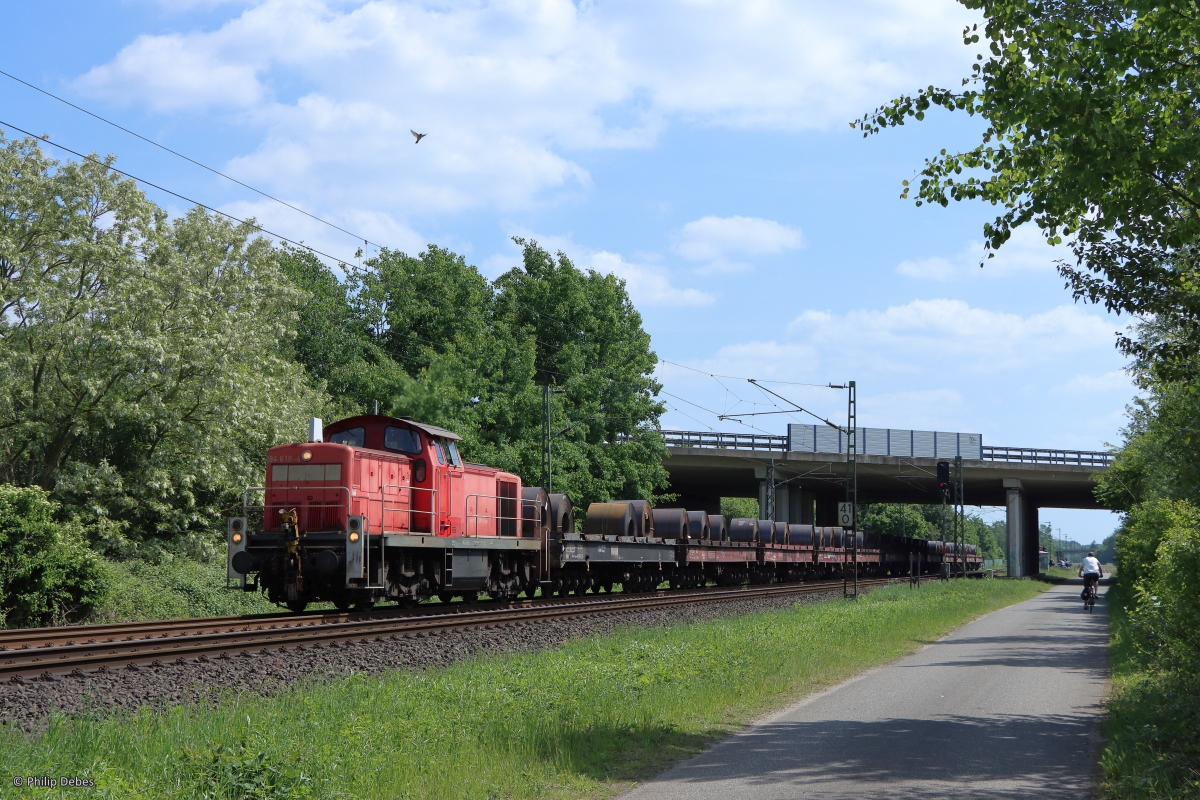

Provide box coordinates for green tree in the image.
[859,504,939,539]
[856,2,1200,371]
[0,134,325,546]
[333,239,669,512]
[0,485,107,627]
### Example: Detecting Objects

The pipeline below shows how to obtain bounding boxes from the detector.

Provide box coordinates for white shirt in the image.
[1081,556,1101,575]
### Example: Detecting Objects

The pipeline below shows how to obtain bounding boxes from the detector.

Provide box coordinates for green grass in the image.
[91,556,281,622]
[1,578,1045,799]
[1044,564,1116,580]
[1099,583,1200,798]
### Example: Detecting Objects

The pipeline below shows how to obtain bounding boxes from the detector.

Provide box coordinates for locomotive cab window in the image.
[329,427,365,447]
[384,426,422,454]
[434,440,446,465]
[446,440,462,467]
[272,464,341,482]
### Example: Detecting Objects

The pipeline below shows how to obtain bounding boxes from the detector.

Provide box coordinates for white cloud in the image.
[786,299,1116,373]
[481,231,714,307]
[896,224,1065,280]
[76,0,980,215]
[1055,371,1133,396]
[587,251,715,307]
[673,215,803,272]
[656,298,1125,444]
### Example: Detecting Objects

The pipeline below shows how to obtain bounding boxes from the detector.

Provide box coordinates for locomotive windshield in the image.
[446,440,462,466]
[384,426,422,454]
[329,427,365,447]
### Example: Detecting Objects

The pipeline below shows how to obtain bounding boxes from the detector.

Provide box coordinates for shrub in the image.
[1129,501,1200,670]
[0,484,109,627]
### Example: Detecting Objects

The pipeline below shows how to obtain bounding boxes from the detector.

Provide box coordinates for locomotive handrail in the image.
[464,493,522,537]
[381,483,438,535]
[243,486,352,532]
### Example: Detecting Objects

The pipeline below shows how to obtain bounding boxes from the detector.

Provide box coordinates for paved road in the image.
[625,582,1109,800]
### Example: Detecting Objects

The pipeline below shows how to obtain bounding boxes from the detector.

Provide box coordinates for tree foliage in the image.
[856,1,1200,370]
[0,485,107,627]
[0,133,328,547]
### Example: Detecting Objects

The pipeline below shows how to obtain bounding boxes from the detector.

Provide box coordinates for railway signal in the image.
[937,460,951,498]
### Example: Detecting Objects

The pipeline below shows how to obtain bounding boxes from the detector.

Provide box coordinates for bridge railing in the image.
[981,445,1112,467]
[661,429,1113,466]
[661,429,787,452]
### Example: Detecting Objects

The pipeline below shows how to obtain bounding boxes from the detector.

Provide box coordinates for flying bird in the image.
[411,130,427,144]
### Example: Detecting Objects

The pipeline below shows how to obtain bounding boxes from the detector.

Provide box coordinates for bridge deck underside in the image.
[665,447,1105,510]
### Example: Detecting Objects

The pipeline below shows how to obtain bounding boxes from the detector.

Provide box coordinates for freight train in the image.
[226,414,983,612]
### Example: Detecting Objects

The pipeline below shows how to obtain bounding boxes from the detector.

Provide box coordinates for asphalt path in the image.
[625,581,1109,800]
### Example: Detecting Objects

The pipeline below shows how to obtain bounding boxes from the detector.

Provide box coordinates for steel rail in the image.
[1,579,894,681]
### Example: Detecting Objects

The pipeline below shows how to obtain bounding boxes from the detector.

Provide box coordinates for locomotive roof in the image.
[325,414,462,441]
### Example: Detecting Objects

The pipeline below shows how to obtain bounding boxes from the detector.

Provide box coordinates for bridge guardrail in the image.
[661,430,1112,467]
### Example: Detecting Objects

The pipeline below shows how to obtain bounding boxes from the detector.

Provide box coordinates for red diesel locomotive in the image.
[226,414,983,611]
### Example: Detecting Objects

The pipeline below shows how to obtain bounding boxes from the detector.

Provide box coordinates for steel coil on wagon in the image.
[686,511,711,540]
[612,499,654,536]
[774,521,791,544]
[586,502,635,537]
[550,493,574,536]
[521,486,550,539]
[708,514,728,541]
[652,508,689,540]
[819,526,844,548]
[787,524,814,546]
[728,518,759,542]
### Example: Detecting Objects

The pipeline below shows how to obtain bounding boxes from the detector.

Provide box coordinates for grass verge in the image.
[1,578,1044,799]
[92,556,280,622]
[1099,582,1200,798]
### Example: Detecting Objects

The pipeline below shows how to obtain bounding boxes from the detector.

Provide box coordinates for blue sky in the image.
[5,0,1128,543]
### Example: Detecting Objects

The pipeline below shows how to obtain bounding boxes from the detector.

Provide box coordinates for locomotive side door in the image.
[433,439,453,536]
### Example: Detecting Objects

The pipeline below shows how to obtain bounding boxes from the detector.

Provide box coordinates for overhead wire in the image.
[0,118,358,266]
[0,68,386,254]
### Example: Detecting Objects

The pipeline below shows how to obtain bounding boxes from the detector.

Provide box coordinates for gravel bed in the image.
[0,588,850,733]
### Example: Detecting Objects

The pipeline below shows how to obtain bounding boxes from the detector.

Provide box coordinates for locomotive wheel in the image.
[437,592,454,604]
[333,597,351,612]
[286,600,308,613]
[463,592,479,605]
[353,600,375,612]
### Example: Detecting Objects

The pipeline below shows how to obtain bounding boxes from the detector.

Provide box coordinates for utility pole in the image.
[542,385,550,490]
[764,459,775,520]
[844,381,857,599]
[542,386,567,491]
[954,455,964,577]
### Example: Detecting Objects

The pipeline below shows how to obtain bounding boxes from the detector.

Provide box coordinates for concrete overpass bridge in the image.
[660,429,1113,578]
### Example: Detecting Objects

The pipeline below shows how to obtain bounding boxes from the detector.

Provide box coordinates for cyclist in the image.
[1078,552,1103,603]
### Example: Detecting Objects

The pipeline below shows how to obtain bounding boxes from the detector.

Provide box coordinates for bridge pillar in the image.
[794,491,815,525]
[775,485,789,523]
[1024,499,1041,576]
[1005,480,1023,576]
[816,495,839,526]
[1004,479,1040,577]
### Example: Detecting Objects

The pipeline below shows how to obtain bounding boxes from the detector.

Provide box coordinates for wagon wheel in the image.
[286,600,308,613]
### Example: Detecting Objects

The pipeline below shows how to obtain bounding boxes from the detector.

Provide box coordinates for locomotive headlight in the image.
[349,531,360,543]
[231,532,243,544]
[301,449,313,462]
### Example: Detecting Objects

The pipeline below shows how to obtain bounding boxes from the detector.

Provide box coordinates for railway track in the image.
[1,578,893,681]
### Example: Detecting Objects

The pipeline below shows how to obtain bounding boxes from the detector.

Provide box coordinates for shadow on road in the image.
[662,713,1096,799]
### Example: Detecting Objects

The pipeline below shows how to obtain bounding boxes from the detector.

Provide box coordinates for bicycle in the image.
[1083,579,1098,613]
